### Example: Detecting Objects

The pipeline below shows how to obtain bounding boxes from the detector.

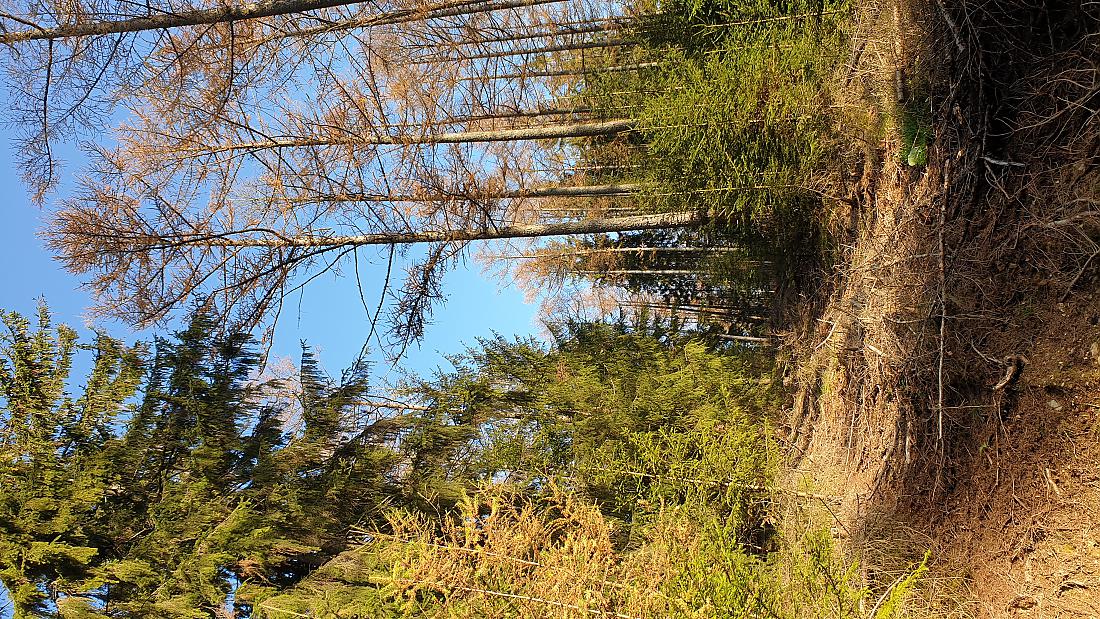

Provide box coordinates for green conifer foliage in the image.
[568,0,852,319]
[0,306,414,617]
[255,322,925,619]
[0,303,143,617]
[391,320,779,531]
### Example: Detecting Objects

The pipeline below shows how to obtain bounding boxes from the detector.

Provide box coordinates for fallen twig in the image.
[993,354,1028,390]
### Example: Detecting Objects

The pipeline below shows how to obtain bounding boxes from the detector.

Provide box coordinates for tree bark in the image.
[0,0,562,44]
[145,210,706,248]
[195,119,634,154]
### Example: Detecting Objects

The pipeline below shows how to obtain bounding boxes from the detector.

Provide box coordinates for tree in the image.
[3,0,664,355]
[0,302,790,617]
[0,0,598,197]
[3,0,709,347]
[0,305,444,617]
[390,318,777,506]
[47,191,707,349]
[0,304,144,617]
[14,0,848,355]
[254,319,789,619]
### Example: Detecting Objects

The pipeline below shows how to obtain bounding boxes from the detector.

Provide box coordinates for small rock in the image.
[1048,400,1064,411]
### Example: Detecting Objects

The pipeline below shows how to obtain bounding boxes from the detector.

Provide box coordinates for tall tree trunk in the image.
[500,246,747,258]
[411,38,625,65]
[266,0,574,43]
[289,183,641,204]
[406,19,624,50]
[381,106,592,129]
[0,0,564,43]
[130,210,706,248]
[196,119,633,154]
[465,62,661,82]
[579,269,700,276]
[623,302,768,320]
[716,334,772,344]
[354,401,432,411]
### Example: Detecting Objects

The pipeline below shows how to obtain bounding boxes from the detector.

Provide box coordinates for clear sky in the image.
[0,128,541,380]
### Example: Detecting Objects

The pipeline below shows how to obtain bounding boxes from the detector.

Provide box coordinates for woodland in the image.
[0,0,1097,616]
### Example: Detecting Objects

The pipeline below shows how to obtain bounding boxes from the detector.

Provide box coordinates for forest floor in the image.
[779,0,1100,616]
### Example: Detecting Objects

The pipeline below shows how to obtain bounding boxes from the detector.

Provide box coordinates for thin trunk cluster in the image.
[13,0,789,350]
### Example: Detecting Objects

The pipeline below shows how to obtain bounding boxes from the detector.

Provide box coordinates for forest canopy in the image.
[0,0,849,353]
[0,0,959,614]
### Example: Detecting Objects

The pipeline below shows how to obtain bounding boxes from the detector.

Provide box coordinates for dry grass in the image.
[256,482,934,618]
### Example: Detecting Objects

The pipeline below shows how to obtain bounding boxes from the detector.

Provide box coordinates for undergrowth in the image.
[254,486,929,619]
[566,0,854,321]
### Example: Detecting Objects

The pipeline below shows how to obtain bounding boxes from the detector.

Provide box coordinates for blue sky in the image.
[0,129,541,380]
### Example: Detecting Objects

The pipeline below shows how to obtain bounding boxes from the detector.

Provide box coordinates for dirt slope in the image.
[781,0,1100,614]
[937,295,1100,617]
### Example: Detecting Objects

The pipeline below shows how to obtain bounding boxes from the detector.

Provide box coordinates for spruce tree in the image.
[0,304,143,617]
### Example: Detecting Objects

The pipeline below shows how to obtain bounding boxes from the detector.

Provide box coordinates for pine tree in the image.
[253,320,788,619]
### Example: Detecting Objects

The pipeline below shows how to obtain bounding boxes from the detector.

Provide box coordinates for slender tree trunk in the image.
[500,246,747,258]
[408,19,624,50]
[195,119,633,154]
[411,38,625,65]
[142,210,706,248]
[378,106,593,130]
[579,269,700,276]
[354,401,432,411]
[627,300,766,318]
[265,0,572,43]
[627,304,771,342]
[464,62,662,82]
[289,183,641,204]
[536,208,646,217]
[716,334,772,344]
[0,0,564,44]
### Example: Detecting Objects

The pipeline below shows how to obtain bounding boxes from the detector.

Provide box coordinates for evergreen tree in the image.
[255,320,792,618]
[396,318,778,524]
[0,303,143,617]
[0,305,422,617]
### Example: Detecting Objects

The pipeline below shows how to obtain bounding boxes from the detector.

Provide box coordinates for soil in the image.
[782,0,1100,615]
[935,294,1100,617]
